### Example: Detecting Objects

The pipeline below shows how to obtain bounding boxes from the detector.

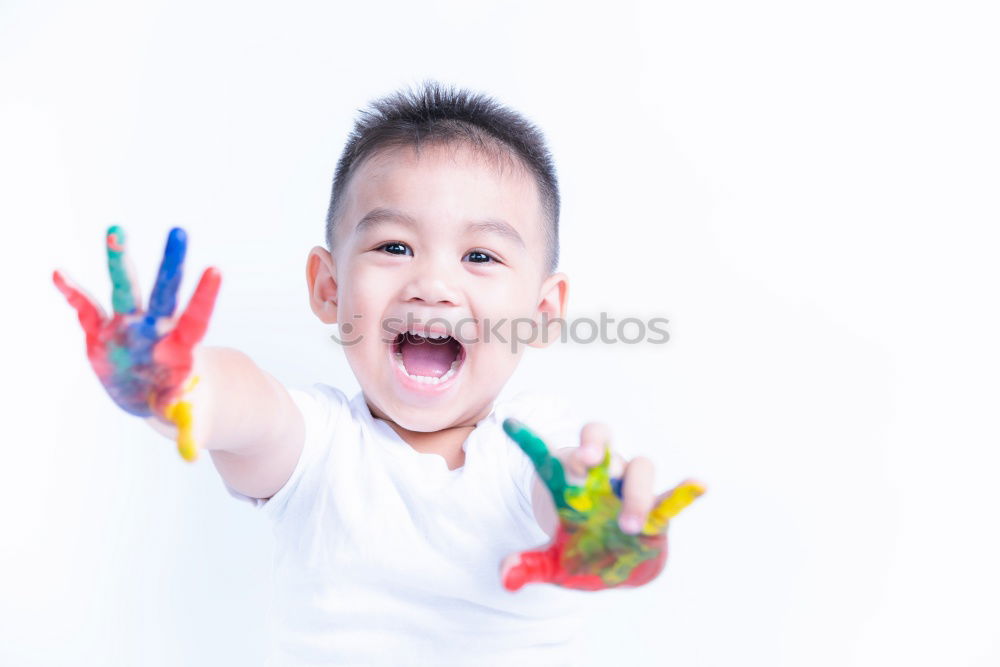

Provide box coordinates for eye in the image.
[378,242,412,256]
[463,249,497,264]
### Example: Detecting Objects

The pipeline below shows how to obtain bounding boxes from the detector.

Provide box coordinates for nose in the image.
[401,256,461,307]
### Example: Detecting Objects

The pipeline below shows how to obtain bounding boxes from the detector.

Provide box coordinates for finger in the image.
[565,422,611,479]
[502,418,572,510]
[162,267,221,350]
[500,546,559,591]
[146,227,187,320]
[618,456,655,534]
[642,479,707,536]
[106,225,140,315]
[598,451,628,494]
[162,395,198,462]
[53,269,106,338]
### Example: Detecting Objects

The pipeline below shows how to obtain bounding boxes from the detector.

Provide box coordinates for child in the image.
[54,80,686,666]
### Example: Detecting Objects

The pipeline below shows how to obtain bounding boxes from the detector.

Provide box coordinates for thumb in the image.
[500,545,558,591]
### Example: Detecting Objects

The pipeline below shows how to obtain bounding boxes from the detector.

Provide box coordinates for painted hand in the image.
[500,419,705,591]
[53,226,221,461]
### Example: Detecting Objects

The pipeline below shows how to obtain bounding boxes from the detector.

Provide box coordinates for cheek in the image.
[472,289,540,343]
[336,267,398,356]
[340,264,393,317]
[471,337,525,390]
[473,276,536,315]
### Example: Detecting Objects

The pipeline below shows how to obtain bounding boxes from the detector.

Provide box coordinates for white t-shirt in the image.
[226,383,592,666]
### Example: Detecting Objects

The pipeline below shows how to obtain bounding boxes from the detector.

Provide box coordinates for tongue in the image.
[400,335,460,378]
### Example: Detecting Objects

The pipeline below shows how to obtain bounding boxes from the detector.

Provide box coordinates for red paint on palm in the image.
[501,523,669,592]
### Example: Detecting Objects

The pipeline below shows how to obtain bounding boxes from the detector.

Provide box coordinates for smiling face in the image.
[306,141,568,433]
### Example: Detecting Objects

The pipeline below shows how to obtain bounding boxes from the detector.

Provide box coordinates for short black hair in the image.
[325,79,560,272]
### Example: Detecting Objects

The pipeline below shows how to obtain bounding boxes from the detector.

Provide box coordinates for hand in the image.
[53,226,221,461]
[500,419,705,591]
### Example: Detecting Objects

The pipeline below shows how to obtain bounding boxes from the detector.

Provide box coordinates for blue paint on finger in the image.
[146,227,188,322]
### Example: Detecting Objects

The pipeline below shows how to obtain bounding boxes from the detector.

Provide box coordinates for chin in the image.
[386,406,460,433]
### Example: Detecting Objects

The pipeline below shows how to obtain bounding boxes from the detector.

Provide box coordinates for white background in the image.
[2,1,998,665]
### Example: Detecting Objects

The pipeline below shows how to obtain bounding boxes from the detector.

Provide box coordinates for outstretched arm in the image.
[145,346,305,499]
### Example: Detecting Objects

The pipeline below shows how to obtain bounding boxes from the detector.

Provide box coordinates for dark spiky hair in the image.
[325,79,560,271]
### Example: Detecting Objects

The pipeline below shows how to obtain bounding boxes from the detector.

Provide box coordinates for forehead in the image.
[337,142,546,248]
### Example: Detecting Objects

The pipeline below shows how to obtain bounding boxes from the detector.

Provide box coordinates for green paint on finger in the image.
[502,418,572,510]
[106,225,136,314]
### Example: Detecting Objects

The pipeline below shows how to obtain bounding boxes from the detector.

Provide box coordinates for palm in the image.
[54,226,221,461]
[501,419,704,591]
[88,306,192,418]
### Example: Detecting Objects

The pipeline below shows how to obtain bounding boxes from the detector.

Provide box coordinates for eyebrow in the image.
[354,207,525,247]
[355,207,418,233]
[466,219,525,247]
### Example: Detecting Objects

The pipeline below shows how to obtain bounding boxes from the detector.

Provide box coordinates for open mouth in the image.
[392,331,466,386]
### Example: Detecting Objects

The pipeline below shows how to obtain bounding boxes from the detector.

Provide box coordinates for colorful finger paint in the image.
[162,376,200,462]
[54,226,221,461]
[501,418,705,592]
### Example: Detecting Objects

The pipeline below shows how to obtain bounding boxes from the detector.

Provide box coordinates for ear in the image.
[306,246,339,324]
[529,271,569,349]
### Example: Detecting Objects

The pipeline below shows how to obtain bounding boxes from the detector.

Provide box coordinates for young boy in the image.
[54,80,686,665]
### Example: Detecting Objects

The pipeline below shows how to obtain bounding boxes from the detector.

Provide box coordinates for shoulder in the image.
[286,383,357,432]
[233,383,361,520]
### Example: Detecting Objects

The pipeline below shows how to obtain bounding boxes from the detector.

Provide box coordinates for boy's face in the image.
[307,142,568,432]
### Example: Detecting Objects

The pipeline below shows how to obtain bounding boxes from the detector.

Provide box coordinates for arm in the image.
[145,346,304,500]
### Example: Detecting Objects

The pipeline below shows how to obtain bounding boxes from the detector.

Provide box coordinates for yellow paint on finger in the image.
[164,399,197,461]
[565,489,592,512]
[162,375,200,462]
[565,447,613,512]
[642,481,706,535]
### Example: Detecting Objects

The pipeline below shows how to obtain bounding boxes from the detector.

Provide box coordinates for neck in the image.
[367,401,493,471]
[386,422,473,470]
